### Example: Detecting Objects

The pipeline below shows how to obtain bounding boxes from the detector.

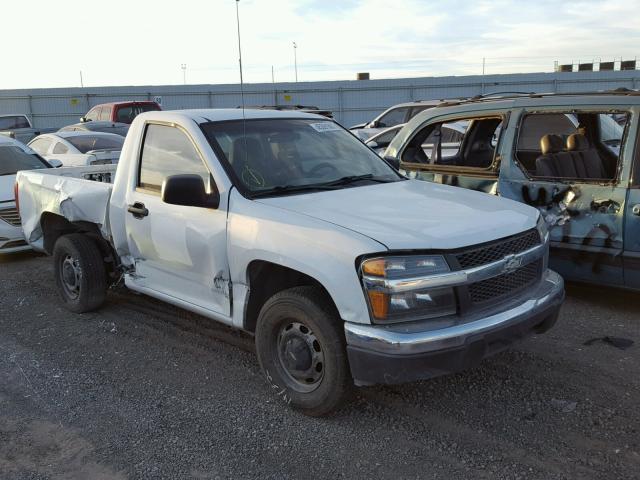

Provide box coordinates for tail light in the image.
[14,182,19,214]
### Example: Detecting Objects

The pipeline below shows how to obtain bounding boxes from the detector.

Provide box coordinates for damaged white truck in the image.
[16,109,564,415]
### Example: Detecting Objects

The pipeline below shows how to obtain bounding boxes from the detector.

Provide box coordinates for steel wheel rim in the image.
[276,321,325,393]
[61,254,81,300]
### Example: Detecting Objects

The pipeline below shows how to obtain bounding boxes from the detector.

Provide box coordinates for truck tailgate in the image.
[16,165,116,251]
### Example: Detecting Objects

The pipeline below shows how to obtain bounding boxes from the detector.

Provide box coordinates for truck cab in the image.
[386,91,640,290]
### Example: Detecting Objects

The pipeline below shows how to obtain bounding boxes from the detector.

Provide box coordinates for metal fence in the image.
[1,70,639,129]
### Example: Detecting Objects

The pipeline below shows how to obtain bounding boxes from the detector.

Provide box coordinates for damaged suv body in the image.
[386,91,640,289]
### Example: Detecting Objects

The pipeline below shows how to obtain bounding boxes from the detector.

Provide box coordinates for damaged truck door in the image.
[123,123,231,316]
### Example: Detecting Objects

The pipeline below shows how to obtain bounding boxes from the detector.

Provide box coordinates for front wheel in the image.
[255,286,352,416]
[53,233,107,313]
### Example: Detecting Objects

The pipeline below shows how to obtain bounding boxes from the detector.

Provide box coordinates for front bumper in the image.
[345,269,564,386]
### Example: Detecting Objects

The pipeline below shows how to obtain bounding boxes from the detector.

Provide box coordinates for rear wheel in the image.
[255,286,352,416]
[53,234,107,313]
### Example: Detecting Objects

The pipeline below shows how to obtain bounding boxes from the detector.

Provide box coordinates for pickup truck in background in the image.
[16,109,564,415]
[0,114,57,144]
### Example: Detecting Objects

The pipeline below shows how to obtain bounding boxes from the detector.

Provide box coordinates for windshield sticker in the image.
[309,122,341,133]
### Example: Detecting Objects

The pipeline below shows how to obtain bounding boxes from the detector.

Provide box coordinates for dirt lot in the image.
[1,252,639,480]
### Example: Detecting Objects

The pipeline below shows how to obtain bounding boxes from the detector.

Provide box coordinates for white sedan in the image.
[0,136,53,253]
[28,131,123,167]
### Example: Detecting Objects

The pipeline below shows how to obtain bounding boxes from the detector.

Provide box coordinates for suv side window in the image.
[376,107,409,128]
[515,112,628,182]
[138,124,210,193]
[402,116,502,171]
[116,106,134,123]
[99,106,111,121]
[85,107,100,122]
[52,142,69,154]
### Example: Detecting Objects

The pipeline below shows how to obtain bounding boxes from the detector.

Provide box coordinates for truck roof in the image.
[137,108,331,124]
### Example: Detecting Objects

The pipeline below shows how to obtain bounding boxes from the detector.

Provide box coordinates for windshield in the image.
[66,135,124,153]
[202,118,401,196]
[0,146,49,176]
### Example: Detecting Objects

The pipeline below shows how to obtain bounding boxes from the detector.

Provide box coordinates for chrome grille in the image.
[0,207,21,227]
[468,260,541,304]
[455,229,540,269]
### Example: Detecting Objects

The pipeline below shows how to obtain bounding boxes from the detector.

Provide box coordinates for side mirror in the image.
[80,117,88,123]
[366,141,379,149]
[47,159,63,168]
[368,120,379,128]
[161,174,219,209]
[384,155,400,170]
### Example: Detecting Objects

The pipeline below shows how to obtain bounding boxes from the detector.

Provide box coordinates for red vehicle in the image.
[81,101,162,125]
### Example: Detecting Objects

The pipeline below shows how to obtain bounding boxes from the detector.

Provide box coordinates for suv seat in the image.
[566,133,608,179]
[535,134,578,178]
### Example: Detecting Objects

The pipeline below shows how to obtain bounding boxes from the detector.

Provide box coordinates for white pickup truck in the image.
[16,109,564,415]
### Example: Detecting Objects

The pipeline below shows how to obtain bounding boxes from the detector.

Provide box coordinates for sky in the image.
[2,0,639,89]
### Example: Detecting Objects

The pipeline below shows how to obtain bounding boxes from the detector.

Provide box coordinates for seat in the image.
[535,134,578,178]
[566,133,607,179]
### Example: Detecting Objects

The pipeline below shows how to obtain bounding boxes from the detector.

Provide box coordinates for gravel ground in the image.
[1,251,639,480]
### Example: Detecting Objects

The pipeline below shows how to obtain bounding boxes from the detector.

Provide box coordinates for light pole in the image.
[293,41,298,82]
[181,64,187,85]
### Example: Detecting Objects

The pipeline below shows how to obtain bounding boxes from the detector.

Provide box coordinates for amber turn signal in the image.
[367,291,389,319]
[362,259,386,277]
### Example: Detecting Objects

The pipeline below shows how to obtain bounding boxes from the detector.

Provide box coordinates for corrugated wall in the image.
[1,70,639,129]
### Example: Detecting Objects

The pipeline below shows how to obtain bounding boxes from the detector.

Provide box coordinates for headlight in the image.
[360,255,457,323]
[536,214,549,243]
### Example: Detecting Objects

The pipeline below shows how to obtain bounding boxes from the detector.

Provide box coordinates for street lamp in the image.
[293,41,298,82]
[181,64,187,85]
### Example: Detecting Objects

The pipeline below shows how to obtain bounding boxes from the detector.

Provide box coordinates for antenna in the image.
[235,0,245,111]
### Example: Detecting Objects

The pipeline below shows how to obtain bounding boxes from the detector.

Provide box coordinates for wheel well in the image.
[40,213,119,280]
[244,260,338,333]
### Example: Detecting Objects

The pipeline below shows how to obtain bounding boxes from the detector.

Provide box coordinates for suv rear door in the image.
[499,107,632,286]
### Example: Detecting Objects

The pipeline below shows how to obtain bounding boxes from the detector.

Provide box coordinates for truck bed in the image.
[16,165,117,251]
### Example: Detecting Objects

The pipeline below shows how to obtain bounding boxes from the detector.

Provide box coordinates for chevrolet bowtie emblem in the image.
[503,254,523,273]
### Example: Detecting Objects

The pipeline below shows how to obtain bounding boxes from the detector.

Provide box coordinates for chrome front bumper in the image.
[345,269,564,385]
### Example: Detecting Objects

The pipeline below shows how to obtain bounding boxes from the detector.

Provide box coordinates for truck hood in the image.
[0,174,16,202]
[256,179,538,250]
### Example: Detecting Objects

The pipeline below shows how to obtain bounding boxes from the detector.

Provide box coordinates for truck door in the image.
[499,109,631,286]
[124,122,231,316]
[623,117,640,288]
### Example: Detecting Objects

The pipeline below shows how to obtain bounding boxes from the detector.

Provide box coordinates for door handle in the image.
[633,204,640,216]
[127,202,148,219]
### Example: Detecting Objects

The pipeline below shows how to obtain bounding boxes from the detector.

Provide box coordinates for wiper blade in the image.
[322,174,393,186]
[251,183,337,198]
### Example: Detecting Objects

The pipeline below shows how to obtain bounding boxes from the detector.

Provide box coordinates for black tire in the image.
[53,233,107,313]
[255,286,353,416]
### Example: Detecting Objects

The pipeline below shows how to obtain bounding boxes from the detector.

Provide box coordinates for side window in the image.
[52,142,69,154]
[28,137,53,155]
[99,107,111,121]
[85,107,100,121]
[138,124,210,193]
[402,117,502,171]
[376,107,409,128]
[408,106,429,121]
[516,112,626,182]
[116,106,134,123]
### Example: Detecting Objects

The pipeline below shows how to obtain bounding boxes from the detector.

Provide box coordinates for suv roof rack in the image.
[434,88,640,108]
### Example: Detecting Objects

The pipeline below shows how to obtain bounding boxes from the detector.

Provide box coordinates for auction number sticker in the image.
[310,122,341,133]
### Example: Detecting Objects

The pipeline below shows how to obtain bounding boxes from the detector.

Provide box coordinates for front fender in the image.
[227,191,385,328]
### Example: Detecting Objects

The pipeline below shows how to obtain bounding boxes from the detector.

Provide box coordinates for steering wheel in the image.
[309,162,339,177]
[241,165,266,188]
